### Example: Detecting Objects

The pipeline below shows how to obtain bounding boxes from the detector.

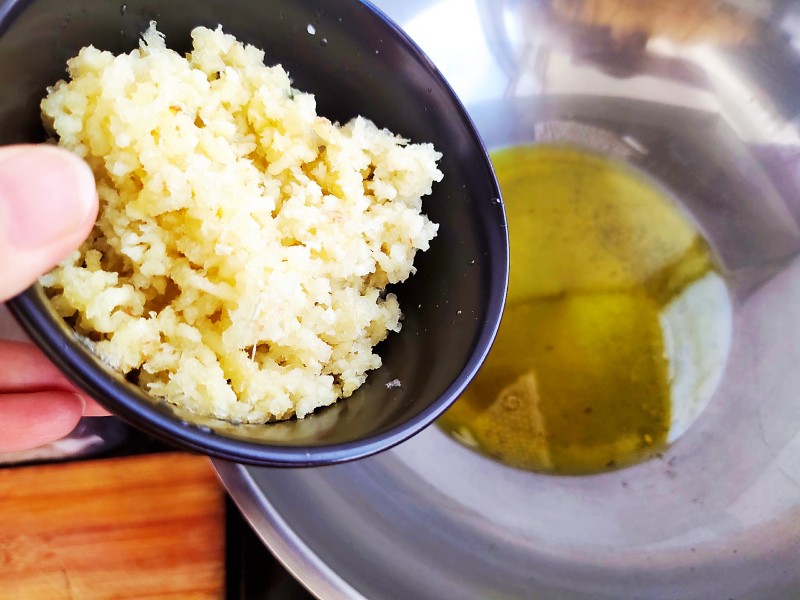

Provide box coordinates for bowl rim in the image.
[4,0,509,467]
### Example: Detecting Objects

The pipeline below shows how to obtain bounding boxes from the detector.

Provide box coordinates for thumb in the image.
[0,145,97,302]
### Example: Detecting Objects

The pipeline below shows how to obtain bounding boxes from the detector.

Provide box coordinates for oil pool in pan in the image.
[439,145,732,475]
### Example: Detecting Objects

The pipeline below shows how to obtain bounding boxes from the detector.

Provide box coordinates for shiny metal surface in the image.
[217,0,800,598]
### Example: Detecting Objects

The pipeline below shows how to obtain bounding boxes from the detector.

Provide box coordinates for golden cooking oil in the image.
[438,145,717,475]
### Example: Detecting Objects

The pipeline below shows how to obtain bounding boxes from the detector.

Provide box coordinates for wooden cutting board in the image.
[0,452,225,599]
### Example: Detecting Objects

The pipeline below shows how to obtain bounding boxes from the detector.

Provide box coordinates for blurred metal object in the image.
[217,0,800,598]
[0,417,129,466]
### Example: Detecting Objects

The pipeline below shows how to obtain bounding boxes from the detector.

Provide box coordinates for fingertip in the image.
[0,144,99,301]
[0,391,84,453]
[0,144,99,245]
[42,145,99,227]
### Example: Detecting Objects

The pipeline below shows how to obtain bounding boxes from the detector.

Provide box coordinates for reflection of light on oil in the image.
[661,272,732,442]
[438,145,732,475]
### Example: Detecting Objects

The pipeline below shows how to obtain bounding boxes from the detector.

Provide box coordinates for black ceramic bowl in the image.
[2,0,508,466]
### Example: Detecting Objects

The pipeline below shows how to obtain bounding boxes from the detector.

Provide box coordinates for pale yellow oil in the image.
[438,146,716,475]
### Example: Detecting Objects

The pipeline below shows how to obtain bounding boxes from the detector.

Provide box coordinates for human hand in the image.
[0,144,109,453]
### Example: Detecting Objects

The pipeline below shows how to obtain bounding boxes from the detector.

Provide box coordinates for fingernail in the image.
[0,145,96,249]
[74,393,87,415]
